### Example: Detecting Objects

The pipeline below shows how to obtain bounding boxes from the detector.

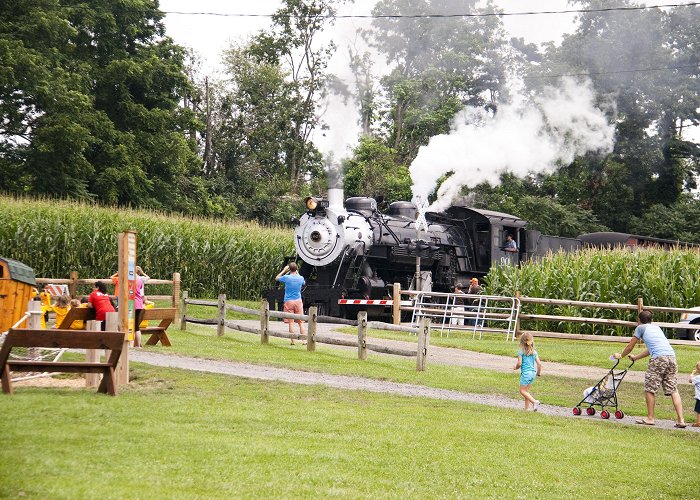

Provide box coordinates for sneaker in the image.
[533,400,540,412]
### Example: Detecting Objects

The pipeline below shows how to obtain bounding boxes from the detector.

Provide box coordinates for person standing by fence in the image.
[133,266,150,349]
[466,278,483,326]
[449,283,466,326]
[275,262,306,345]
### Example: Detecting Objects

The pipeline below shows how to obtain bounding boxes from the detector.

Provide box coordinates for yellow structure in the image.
[0,257,36,333]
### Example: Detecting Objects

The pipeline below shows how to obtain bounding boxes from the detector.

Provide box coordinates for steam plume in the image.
[410,77,615,211]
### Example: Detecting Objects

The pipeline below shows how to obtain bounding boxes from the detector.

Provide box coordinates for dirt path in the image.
[235,320,645,382]
[129,343,698,434]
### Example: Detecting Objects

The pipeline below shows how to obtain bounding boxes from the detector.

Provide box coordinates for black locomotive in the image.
[264,189,584,318]
[264,189,698,318]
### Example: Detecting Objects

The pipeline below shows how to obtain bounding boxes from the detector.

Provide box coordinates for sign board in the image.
[118,231,137,340]
[414,196,429,232]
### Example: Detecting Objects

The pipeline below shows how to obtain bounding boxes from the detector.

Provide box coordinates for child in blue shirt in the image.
[514,332,543,411]
[690,360,700,427]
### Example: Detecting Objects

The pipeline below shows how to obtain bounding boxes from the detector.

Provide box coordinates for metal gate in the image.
[410,291,521,341]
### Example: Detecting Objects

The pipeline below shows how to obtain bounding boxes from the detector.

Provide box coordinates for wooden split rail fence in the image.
[180,292,431,371]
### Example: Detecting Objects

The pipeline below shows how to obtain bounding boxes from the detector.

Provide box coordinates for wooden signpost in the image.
[117,231,137,385]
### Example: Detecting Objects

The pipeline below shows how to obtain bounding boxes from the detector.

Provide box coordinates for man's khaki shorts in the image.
[644,355,678,395]
[283,299,304,324]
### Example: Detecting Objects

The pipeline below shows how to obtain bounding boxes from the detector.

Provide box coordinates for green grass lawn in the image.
[148,324,697,422]
[2,365,698,499]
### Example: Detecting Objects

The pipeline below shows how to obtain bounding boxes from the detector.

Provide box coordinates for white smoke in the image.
[410,77,615,211]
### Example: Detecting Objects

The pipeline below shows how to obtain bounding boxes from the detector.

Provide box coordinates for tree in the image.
[534,0,700,229]
[628,195,700,243]
[0,0,227,215]
[343,136,412,203]
[362,0,509,163]
[211,46,312,222]
[348,46,379,137]
[466,173,608,237]
[247,0,345,189]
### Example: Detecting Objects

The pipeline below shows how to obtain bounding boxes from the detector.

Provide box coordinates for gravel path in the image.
[234,320,645,382]
[129,347,699,433]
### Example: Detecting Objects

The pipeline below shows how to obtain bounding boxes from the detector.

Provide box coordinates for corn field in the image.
[0,196,294,300]
[487,247,700,335]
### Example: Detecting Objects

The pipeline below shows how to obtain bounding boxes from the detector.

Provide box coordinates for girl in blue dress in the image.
[514,332,543,411]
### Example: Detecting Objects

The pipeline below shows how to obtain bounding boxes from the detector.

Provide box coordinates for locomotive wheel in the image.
[601,410,610,419]
[586,407,596,416]
[615,410,624,419]
[572,407,582,416]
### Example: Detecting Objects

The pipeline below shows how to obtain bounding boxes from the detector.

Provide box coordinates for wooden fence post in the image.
[69,271,78,299]
[260,299,269,345]
[105,312,118,367]
[307,306,317,352]
[416,317,430,372]
[26,300,42,360]
[172,272,181,326]
[217,294,226,337]
[27,299,42,329]
[393,282,401,325]
[85,320,101,388]
[180,291,188,331]
[637,297,644,315]
[357,311,368,360]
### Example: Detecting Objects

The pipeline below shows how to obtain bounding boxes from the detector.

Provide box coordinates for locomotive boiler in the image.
[265,188,580,318]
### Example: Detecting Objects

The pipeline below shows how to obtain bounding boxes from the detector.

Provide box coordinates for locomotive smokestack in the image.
[327,162,344,210]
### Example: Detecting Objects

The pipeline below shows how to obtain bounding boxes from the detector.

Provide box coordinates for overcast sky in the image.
[158,1,699,156]
[160,0,581,73]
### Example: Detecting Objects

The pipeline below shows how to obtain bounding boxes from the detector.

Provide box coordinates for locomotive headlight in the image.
[305,197,318,211]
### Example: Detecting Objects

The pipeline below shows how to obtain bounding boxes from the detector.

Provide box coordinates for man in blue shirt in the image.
[504,234,518,253]
[275,262,306,345]
[614,310,687,427]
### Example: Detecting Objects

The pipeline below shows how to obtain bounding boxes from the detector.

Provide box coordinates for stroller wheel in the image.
[601,410,610,419]
[614,410,624,419]
[586,407,596,416]
[572,407,582,416]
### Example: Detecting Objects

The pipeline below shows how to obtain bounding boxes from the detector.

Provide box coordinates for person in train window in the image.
[504,233,518,253]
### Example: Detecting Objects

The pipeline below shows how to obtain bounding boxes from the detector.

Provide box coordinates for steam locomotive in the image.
[264,188,694,318]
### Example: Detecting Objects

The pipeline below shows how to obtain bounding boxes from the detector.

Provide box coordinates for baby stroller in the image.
[572,357,635,419]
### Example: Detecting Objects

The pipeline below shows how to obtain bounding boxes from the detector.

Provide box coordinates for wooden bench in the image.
[58,306,95,329]
[141,308,176,346]
[0,328,124,396]
[56,306,174,346]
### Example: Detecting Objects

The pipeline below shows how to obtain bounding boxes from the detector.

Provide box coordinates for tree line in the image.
[2,0,699,240]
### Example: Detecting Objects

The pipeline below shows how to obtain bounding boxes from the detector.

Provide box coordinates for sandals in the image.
[674,422,687,429]
[635,419,655,426]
